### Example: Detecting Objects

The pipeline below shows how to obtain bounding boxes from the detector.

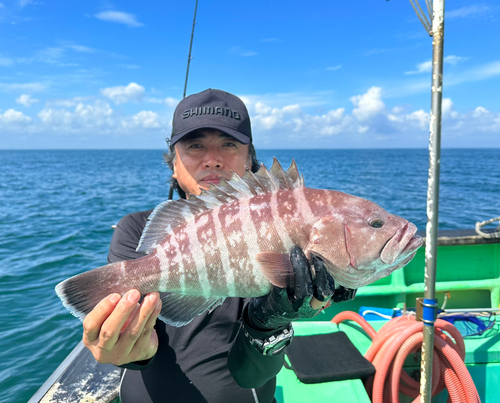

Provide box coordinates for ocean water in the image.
[1,148,499,402]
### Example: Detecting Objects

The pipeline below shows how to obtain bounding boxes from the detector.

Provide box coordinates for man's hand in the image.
[246,247,356,331]
[82,289,162,366]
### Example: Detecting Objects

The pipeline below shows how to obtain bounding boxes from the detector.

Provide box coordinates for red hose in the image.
[332,312,481,403]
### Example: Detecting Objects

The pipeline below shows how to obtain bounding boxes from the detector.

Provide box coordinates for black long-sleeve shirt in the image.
[110,210,284,403]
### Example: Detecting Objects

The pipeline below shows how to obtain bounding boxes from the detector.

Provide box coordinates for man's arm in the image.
[82,212,162,368]
[227,315,287,388]
[228,247,356,388]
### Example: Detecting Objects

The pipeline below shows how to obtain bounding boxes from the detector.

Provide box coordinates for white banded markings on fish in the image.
[157,230,183,293]
[173,224,204,294]
[269,191,295,252]
[302,188,334,221]
[154,244,170,291]
[295,187,316,224]
[181,212,212,298]
[249,193,287,253]
[216,199,261,297]
[195,210,230,296]
[236,196,271,295]
[211,204,237,297]
[275,188,316,247]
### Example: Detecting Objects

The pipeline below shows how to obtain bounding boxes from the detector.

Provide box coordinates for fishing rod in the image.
[169,0,199,201]
[183,0,199,99]
[409,1,445,402]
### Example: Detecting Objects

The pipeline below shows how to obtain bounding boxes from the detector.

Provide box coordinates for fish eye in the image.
[369,219,384,229]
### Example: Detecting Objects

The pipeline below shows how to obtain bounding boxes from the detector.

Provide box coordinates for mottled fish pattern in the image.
[56,159,422,326]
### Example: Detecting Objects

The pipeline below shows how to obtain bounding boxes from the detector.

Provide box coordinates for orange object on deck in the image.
[332,312,480,403]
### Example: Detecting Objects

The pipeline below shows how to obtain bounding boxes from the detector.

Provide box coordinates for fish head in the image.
[305,193,423,289]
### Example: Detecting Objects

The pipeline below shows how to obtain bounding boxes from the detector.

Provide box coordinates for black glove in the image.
[246,246,357,331]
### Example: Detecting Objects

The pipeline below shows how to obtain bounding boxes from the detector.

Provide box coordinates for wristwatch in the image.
[332,286,357,303]
[244,323,294,356]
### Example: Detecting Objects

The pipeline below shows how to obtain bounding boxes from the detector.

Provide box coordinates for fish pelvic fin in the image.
[256,252,295,289]
[137,159,304,255]
[158,293,225,326]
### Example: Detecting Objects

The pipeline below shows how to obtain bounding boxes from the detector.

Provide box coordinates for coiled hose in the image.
[332,312,481,403]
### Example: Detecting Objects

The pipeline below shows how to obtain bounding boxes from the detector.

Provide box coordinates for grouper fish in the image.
[56,159,423,326]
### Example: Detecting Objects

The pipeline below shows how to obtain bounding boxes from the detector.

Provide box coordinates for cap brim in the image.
[171,125,251,145]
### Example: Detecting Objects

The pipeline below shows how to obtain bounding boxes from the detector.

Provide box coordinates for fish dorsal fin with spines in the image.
[136,159,303,254]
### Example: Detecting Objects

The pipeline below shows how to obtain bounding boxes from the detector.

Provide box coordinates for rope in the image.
[475,216,500,238]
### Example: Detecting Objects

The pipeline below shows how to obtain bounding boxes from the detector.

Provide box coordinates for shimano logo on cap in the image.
[182,106,241,120]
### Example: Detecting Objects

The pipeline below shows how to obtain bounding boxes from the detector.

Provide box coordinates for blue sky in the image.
[0,0,499,149]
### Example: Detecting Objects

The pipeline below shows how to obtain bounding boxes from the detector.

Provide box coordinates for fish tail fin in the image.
[55,261,132,320]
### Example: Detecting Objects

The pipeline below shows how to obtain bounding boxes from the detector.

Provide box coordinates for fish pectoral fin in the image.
[158,293,225,327]
[256,252,295,289]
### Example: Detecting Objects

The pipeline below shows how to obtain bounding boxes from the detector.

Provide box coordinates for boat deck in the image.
[276,318,500,403]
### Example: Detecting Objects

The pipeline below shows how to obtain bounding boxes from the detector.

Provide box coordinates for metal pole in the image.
[420,1,445,402]
[183,0,199,99]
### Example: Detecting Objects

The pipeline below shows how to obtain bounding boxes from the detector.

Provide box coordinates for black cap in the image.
[170,89,252,146]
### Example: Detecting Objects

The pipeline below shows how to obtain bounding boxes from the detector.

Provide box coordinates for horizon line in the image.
[1,147,499,151]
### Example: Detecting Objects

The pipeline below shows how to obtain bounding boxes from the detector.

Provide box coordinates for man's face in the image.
[172,129,251,196]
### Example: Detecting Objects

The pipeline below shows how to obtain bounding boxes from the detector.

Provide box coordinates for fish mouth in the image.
[402,234,423,254]
[380,222,423,265]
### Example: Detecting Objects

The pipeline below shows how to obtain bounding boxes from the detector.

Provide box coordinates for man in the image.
[82,89,356,402]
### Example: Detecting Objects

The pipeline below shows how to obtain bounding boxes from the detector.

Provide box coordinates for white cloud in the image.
[447,5,491,19]
[387,60,500,99]
[405,56,468,75]
[16,94,40,107]
[441,98,457,118]
[0,82,47,93]
[472,106,489,118]
[1,88,498,147]
[0,109,31,125]
[95,11,143,27]
[444,55,468,66]
[164,97,179,108]
[405,60,432,75]
[350,87,385,121]
[144,96,179,107]
[0,54,14,67]
[326,65,342,71]
[38,100,114,132]
[246,96,354,142]
[241,92,332,109]
[101,83,145,104]
[9,43,102,68]
[35,47,66,64]
[229,47,258,57]
[29,101,169,136]
[44,96,93,108]
[128,111,160,129]
[406,110,429,130]
[459,61,500,82]
[119,64,140,69]
[240,89,500,147]
[65,45,97,54]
